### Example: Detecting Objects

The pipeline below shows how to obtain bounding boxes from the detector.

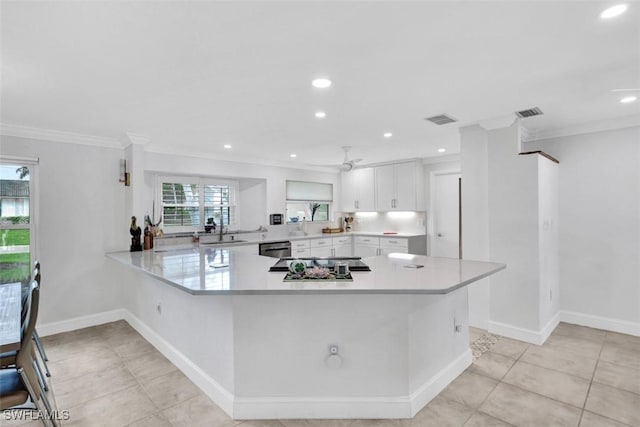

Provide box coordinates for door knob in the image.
[437,233,444,237]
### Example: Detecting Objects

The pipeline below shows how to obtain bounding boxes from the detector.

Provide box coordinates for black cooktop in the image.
[269,257,371,272]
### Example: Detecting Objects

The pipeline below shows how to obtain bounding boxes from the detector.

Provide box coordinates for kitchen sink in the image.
[200,240,248,245]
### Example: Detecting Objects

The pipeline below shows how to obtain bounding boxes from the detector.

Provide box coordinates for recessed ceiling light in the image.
[620,96,637,103]
[312,78,332,88]
[600,4,628,19]
[438,148,446,153]
[290,154,297,158]
[223,144,232,149]
[383,132,393,138]
[315,111,326,118]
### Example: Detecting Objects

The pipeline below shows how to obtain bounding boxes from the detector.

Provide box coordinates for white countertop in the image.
[106,247,505,295]
[154,231,427,251]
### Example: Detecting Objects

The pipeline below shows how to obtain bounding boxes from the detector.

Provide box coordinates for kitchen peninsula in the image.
[107,247,505,420]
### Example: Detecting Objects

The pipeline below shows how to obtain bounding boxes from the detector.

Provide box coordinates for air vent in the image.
[515,107,543,118]
[424,114,458,125]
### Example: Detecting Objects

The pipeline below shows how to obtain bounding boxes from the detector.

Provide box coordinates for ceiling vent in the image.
[515,107,543,118]
[424,114,458,125]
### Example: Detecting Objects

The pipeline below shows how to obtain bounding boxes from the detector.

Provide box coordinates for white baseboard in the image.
[488,313,560,345]
[540,312,561,344]
[409,349,472,417]
[233,396,411,420]
[233,349,472,420]
[560,311,640,337]
[122,311,235,417]
[489,309,640,344]
[488,320,547,345]
[37,309,126,337]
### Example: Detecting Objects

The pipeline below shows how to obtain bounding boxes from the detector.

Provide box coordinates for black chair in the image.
[0,282,59,426]
[1,265,50,391]
[31,262,51,378]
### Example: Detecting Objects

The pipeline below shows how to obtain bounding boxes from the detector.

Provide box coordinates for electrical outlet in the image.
[454,317,462,333]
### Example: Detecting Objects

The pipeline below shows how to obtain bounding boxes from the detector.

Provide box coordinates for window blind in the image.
[286,181,333,202]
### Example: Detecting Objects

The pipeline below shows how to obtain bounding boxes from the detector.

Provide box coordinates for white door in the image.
[432,173,461,258]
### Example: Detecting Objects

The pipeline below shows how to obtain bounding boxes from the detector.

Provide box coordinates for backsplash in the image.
[342,211,426,234]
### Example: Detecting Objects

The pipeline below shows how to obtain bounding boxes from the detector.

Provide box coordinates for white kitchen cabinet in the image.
[292,248,310,257]
[332,236,352,257]
[353,236,380,258]
[291,240,310,250]
[310,246,333,257]
[374,165,396,210]
[341,168,375,212]
[379,237,409,254]
[353,235,426,257]
[374,161,424,211]
[309,237,334,258]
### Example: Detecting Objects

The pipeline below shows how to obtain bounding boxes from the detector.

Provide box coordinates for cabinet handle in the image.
[355,200,359,209]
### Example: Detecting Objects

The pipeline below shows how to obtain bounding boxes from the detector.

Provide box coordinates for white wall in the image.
[538,158,560,330]
[0,135,126,325]
[487,125,541,333]
[144,151,340,235]
[237,178,267,230]
[460,125,491,329]
[526,126,640,328]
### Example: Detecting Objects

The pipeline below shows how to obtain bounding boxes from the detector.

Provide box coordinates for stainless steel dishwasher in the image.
[259,241,292,258]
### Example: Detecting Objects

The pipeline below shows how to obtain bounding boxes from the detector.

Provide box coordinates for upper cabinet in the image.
[341,168,375,212]
[341,160,424,212]
[374,161,424,211]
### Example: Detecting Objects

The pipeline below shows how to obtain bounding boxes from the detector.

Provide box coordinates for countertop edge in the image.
[106,252,506,296]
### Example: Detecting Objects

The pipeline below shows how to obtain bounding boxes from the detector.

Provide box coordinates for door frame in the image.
[429,169,461,257]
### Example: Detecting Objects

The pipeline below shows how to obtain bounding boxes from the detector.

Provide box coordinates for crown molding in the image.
[422,153,461,165]
[524,114,640,142]
[121,132,151,147]
[0,123,122,149]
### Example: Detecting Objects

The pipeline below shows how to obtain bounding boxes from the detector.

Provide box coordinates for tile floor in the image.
[3,321,639,427]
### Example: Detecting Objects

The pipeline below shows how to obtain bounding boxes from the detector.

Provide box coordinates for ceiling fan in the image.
[334,146,363,172]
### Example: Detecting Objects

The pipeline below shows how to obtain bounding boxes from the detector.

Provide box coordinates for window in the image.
[285,180,333,223]
[159,177,237,232]
[0,159,37,285]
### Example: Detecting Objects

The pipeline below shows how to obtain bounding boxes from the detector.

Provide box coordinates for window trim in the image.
[0,156,39,273]
[156,175,239,233]
[284,180,334,224]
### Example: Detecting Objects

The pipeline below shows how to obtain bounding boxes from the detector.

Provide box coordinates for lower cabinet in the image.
[332,236,352,257]
[309,237,332,258]
[292,248,310,257]
[353,236,380,257]
[309,246,333,257]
